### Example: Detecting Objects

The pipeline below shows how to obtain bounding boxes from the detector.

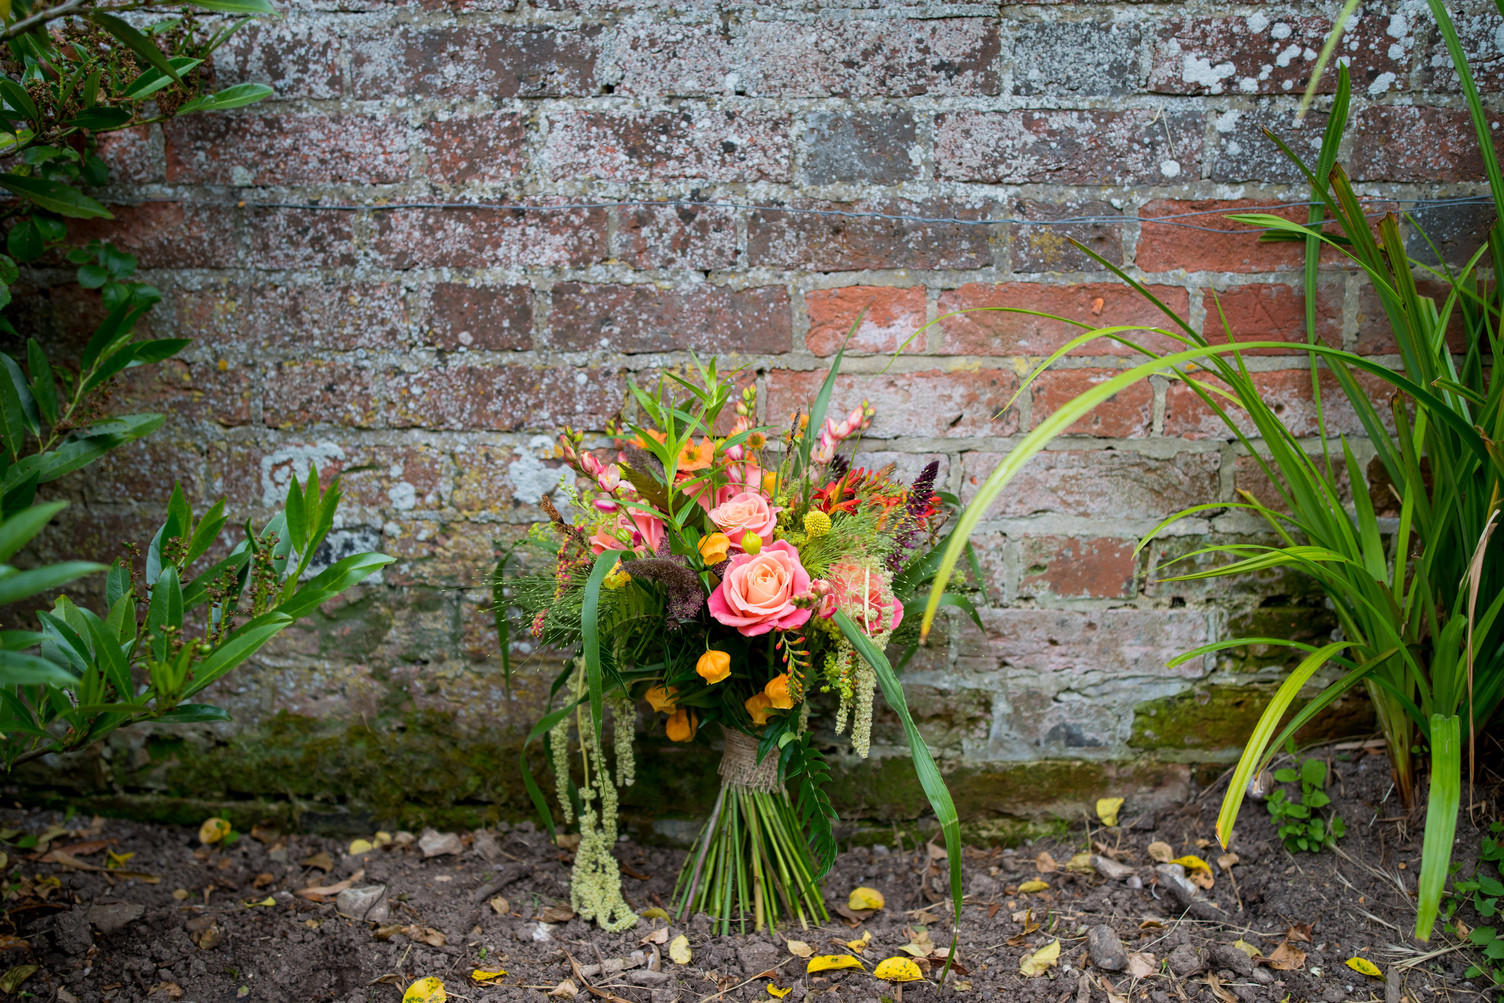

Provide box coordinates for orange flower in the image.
[765,673,794,710]
[645,684,678,713]
[697,649,732,685]
[745,692,773,726]
[698,532,731,564]
[677,437,715,472]
[666,708,698,742]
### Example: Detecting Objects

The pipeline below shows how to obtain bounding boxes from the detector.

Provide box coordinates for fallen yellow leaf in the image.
[807,955,865,974]
[1233,940,1259,959]
[1096,797,1125,827]
[198,818,231,845]
[402,977,446,1003]
[1126,953,1156,979]
[846,931,871,953]
[1019,940,1061,977]
[1017,880,1049,893]
[1066,852,1095,874]
[1169,855,1211,875]
[786,940,815,959]
[0,966,36,995]
[669,935,692,965]
[848,887,884,911]
[349,839,374,856]
[899,928,937,957]
[874,957,923,983]
[171,889,190,901]
[639,907,670,921]
[767,986,791,998]
[243,896,275,907]
[106,849,135,868]
[1146,841,1173,863]
[1345,957,1383,979]
[471,970,507,984]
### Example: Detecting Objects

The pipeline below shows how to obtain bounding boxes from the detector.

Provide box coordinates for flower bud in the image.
[741,531,763,555]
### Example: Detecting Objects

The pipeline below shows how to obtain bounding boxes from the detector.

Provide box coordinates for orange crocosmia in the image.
[745,692,773,726]
[666,708,698,742]
[645,684,678,713]
[678,437,715,472]
[697,650,732,685]
[765,673,795,710]
[630,428,667,449]
[698,533,731,565]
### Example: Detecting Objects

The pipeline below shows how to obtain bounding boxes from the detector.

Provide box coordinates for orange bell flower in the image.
[666,708,698,742]
[698,532,731,565]
[745,692,773,726]
[765,672,794,710]
[697,649,732,685]
[645,684,678,713]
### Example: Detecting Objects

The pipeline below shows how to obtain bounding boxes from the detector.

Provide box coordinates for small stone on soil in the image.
[335,884,388,923]
[87,902,144,934]
[419,829,464,858]
[1166,943,1203,976]
[1208,943,1254,977]
[1086,924,1127,971]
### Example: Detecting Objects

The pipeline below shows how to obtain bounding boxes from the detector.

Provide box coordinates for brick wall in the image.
[21,0,1501,831]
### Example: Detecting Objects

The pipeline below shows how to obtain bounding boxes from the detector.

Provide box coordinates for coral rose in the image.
[707,541,812,637]
[823,562,904,634]
[708,490,779,549]
[590,508,666,556]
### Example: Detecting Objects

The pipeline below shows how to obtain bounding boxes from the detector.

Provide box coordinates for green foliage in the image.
[1445,821,1504,990]
[1264,757,1345,854]
[775,727,837,879]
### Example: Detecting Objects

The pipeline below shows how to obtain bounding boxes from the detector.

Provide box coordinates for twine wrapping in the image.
[718,727,782,793]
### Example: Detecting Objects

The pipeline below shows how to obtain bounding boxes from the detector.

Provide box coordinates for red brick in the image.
[612,23,734,96]
[971,608,1208,681]
[1011,200,1125,272]
[351,26,599,100]
[1350,107,1503,183]
[94,126,159,184]
[85,437,206,507]
[543,109,791,183]
[71,203,238,269]
[615,204,739,270]
[961,449,1221,519]
[936,110,1201,184]
[1148,15,1405,96]
[452,443,523,514]
[109,359,252,427]
[1421,10,1504,92]
[805,286,926,356]
[265,361,379,429]
[9,282,154,359]
[210,21,344,100]
[935,283,1188,356]
[748,199,992,271]
[1136,200,1347,274]
[1161,368,1396,440]
[549,283,790,354]
[1020,536,1138,598]
[743,18,1001,96]
[165,114,410,185]
[424,113,525,184]
[217,441,447,514]
[370,205,607,270]
[244,207,355,270]
[1030,368,1154,438]
[766,369,1020,440]
[1354,280,1469,355]
[1201,283,1342,353]
[418,285,532,352]
[801,112,919,185]
[385,366,627,432]
[173,282,410,353]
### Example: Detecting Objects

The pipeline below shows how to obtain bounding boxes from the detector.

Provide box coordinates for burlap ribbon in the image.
[717,727,782,793]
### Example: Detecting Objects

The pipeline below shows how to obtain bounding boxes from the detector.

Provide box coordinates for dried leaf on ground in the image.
[1262,942,1305,970]
[147,981,182,999]
[301,851,334,872]
[1285,922,1313,943]
[847,887,884,911]
[900,928,936,957]
[1170,855,1214,889]
[1126,953,1156,979]
[639,907,669,920]
[489,896,509,915]
[1096,798,1125,827]
[1232,940,1260,959]
[349,839,374,856]
[785,941,815,959]
[1017,880,1049,894]
[548,980,577,999]
[669,935,692,965]
[1217,853,1239,871]
[1345,957,1383,979]
[1204,971,1236,1003]
[874,957,923,983]
[1146,842,1173,863]
[1066,852,1095,874]
[0,965,37,994]
[295,869,366,901]
[640,928,669,946]
[767,986,791,998]
[403,980,442,1003]
[807,956,864,974]
[198,818,231,845]
[1034,852,1058,873]
[845,931,871,953]
[471,970,507,985]
[1019,940,1060,977]
[538,905,575,924]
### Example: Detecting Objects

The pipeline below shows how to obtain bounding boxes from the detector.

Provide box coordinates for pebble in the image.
[1166,944,1204,977]
[1208,944,1255,977]
[1086,924,1128,972]
[335,884,389,923]
[419,829,464,859]
[1252,968,1275,985]
[1091,855,1135,882]
[87,903,143,935]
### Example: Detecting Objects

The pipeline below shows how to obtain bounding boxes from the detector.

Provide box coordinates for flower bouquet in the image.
[502,353,979,964]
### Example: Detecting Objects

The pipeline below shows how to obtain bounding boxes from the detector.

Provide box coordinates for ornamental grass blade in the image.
[581,550,625,743]
[1415,713,1461,940]
[832,610,960,982]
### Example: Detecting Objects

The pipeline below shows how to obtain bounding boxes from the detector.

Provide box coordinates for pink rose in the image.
[708,490,779,548]
[708,541,812,637]
[590,508,666,556]
[825,562,904,633]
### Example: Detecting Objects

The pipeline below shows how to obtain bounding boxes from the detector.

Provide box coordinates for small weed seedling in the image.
[1266,757,1345,853]
[1444,820,1504,991]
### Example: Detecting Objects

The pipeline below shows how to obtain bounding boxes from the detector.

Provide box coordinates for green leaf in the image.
[1415,714,1461,940]
[146,566,183,659]
[0,354,38,437]
[0,79,38,123]
[189,0,278,13]
[90,12,182,85]
[0,649,78,687]
[832,609,962,982]
[121,56,203,101]
[177,82,273,115]
[0,499,66,562]
[0,560,105,605]
[5,219,41,262]
[26,340,55,428]
[180,612,292,698]
[63,107,133,132]
[580,549,624,745]
[154,703,229,723]
[0,174,111,219]
[38,413,165,483]
[269,552,393,620]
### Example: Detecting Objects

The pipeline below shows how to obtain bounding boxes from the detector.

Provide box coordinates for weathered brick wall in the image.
[18,0,1501,834]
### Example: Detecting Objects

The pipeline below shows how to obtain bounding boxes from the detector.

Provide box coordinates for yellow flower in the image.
[803,510,831,539]
[603,560,631,590]
[744,692,773,726]
[665,708,698,742]
[741,531,763,555]
[762,471,778,495]
[645,685,678,713]
[697,649,732,685]
[698,532,731,564]
[765,673,794,710]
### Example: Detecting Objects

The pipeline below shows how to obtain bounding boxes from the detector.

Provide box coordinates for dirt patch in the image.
[3,745,1496,1003]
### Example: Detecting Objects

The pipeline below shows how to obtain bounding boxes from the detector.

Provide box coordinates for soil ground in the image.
[4,742,1500,1003]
